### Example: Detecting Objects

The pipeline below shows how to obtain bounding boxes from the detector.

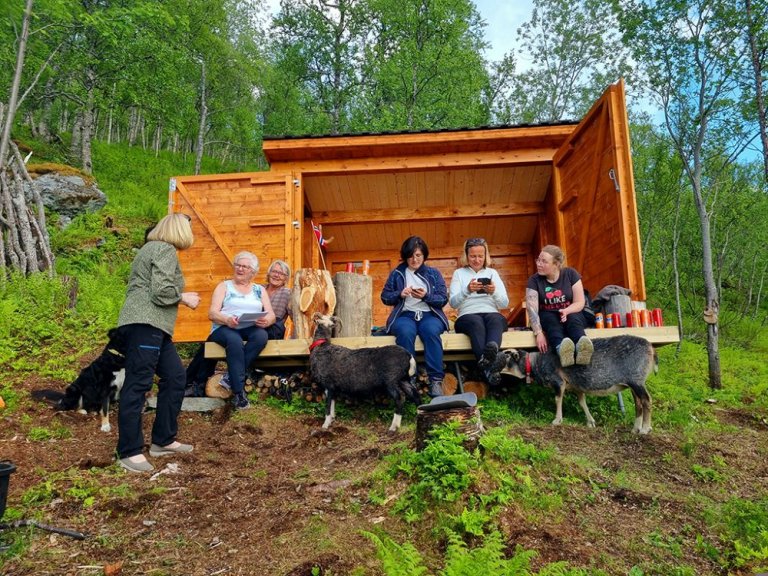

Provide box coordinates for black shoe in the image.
[478,342,499,369]
[428,380,443,398]
[484,369,501,386]
[232,391,251,410]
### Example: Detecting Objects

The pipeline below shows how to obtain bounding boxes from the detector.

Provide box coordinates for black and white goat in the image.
[309,314,420,431]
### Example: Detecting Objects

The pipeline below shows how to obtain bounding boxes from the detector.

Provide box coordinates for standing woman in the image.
[526,245,593,367]
[207,252,276,410]
[449,238,509,384]
[262,260,292,340]
[381,236,449,397]
[116,213,201,473]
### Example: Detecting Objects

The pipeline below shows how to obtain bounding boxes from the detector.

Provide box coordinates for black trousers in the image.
[117,324,185,459]
[540,310,588,351]
[454,312,508,361]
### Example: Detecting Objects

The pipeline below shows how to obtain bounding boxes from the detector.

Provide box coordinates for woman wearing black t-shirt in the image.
[525,245,593,367]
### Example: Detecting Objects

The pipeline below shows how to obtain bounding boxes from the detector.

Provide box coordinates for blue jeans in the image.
[540,310,588,351]
[454,312,508,361]
[117,324,186,459]
[207,325,268,394]
[391,311,445,381]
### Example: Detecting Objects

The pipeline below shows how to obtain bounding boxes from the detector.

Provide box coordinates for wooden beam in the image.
[268,148,559,175]
[204,326,680,363]
[313,202,543,225]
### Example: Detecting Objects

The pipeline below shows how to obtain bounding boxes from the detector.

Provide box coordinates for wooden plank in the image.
[313,202,543,225]
[203,326,680,362]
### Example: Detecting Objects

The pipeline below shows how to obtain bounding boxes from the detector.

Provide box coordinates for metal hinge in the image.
[608,169,620,192]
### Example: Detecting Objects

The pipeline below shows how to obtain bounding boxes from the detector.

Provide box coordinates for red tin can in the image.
[652,308,663,327]
[612,313,622,328]
[595,312,604,329]
[362,259,370,275]
[605,314,613,329]
[641,309,651,327]
[345,262,354,272]
[625,312,634,327]
[632,309,641,328]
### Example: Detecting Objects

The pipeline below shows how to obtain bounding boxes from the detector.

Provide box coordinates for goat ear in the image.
[312,312,322,322]
[331,316,343,337]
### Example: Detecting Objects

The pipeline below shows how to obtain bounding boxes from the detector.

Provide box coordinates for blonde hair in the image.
[147,214,193,249]
[233,251,259,272]
[541,244,565,268]
[460,237,493,268]
[268,259,291,280]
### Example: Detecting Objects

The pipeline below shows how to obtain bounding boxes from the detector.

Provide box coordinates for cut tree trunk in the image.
[333,272,372,337]
[291,269,336,338]
[415,405,484,451]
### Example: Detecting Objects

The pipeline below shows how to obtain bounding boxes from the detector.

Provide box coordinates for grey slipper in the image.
[118,457,154,473]
[575,336,594,365]
[558,338,575,367]
[149,442,194,457]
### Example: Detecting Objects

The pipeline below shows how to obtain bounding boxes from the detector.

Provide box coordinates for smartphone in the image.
[477,277,491,285]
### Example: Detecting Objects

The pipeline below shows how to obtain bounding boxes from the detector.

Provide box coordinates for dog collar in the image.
[309,339,327,352]
[525,354,532,384]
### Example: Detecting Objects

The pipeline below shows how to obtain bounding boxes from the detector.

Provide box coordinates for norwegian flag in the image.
[312,221,329,247]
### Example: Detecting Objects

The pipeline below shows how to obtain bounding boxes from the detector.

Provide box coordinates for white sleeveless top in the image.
[212,280,263,331]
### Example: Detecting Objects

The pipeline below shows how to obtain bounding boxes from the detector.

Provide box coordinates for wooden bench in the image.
[203,326,680,368]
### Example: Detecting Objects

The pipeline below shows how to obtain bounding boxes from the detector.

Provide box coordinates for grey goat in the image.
[495,335,657,434]
[309,314,420,431]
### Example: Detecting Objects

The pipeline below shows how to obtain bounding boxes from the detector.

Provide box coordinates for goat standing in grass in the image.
[309,314,420,431]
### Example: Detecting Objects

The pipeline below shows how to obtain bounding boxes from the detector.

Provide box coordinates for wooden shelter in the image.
[171,80,646,343]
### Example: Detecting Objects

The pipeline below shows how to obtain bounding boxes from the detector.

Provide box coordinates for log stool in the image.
[415,393,484,451]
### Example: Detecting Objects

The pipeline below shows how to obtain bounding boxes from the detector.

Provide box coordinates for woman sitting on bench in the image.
[206,251,276,410]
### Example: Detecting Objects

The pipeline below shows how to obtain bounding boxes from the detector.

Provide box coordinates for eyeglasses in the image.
[535,257,554,265]
[234,263,254,271]
[269,270,287,277]
[466,238,486,247]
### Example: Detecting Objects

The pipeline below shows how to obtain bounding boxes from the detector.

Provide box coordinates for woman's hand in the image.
[401,286,413,298]
[536,331,548,353]
[181,292,200,309]
[224,315,239,329]
[559,309,569,323]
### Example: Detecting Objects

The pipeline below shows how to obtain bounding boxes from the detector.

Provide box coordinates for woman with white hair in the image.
[207,251,276,409]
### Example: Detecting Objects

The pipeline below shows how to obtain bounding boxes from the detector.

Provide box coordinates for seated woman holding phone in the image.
[381,236,449,398]
[206,251,276,410]
[450,238,509,384]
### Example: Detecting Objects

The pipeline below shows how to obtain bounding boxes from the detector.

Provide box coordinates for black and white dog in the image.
[34,328,126,432]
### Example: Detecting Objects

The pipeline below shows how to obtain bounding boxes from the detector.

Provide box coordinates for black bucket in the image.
[0,461,16,519]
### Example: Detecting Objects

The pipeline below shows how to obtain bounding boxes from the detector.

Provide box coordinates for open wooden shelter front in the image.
[172,81,645,343]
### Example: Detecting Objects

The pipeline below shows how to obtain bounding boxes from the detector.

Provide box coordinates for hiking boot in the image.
[558,338,575,367]
[575,336,594,365]
[484,369,501,386]
[428,380,444,398]
[232,391,251,410]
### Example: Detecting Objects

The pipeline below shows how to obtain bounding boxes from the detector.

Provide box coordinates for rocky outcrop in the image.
[26,172,107,226]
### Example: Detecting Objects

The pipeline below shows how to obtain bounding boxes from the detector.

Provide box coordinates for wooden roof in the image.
[263,124,578,254]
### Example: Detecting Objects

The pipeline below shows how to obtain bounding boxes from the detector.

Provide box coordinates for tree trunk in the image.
[290,268,336,339]
[692,178,721,388]
[333,272,372,337]
[0,0,33,172]
[80,74,95,175]
[194,59,208,176]
[745,0,768,179]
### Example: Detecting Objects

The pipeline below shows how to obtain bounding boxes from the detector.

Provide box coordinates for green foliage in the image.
[385,422,480,521]
[479,427,553,465]
[27,425,72,442]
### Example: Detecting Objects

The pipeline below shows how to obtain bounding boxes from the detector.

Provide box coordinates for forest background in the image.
[1,0,768,574]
